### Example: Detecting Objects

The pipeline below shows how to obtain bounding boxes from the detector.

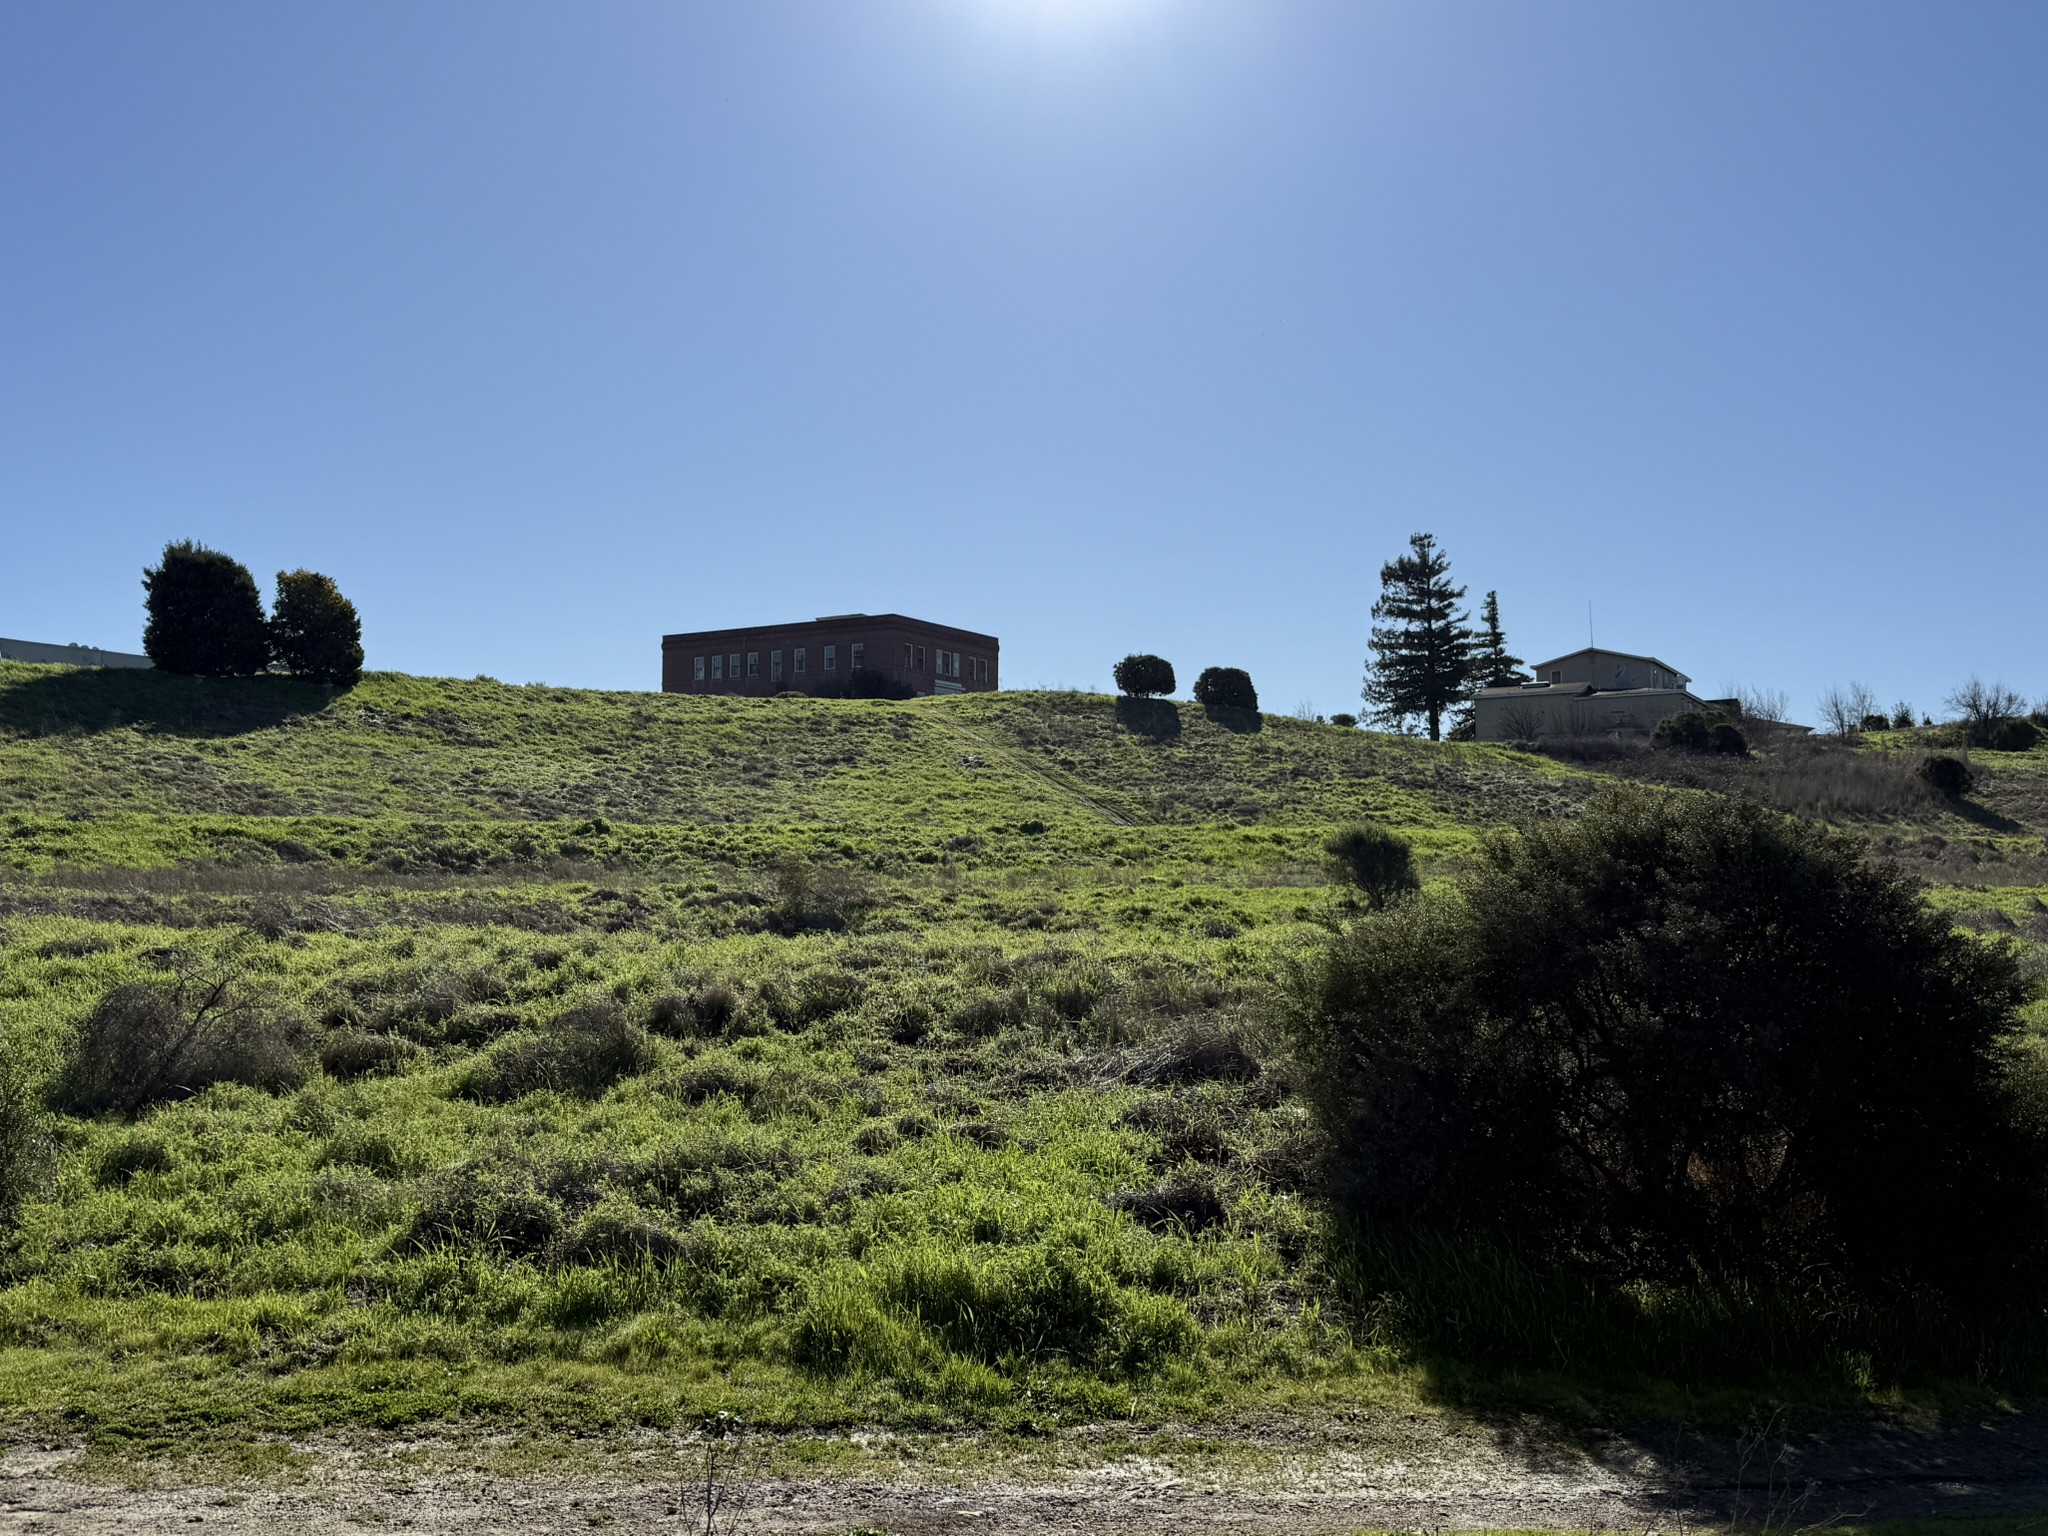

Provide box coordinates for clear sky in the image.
[3,1,2043,722]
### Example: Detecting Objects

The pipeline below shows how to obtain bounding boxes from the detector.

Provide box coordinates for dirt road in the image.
[4,1412,2045,1533]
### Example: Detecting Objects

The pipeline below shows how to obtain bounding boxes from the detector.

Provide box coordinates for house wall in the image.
[1473,686,1702,742]
[660,615,999,697]
[1531,648,1689,692]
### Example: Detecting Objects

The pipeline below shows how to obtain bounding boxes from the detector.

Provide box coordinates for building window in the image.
[1551,670,1561,684]
[915,645,924,671]
[747,652,759,677]
[694,656,706,682]
[771,650,783,682]
[730,653,740,680]
[824,645,836,671]
[794,647,806,673]
[851,642,865,670]
[904,643,914,672]
[711,655,724,681]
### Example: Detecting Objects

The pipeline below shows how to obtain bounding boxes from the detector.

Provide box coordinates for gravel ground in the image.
[4,1412,2046,1534]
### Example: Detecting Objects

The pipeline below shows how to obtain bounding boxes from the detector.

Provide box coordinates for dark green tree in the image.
[1113,654,1176,698]
[1323,825,1419,911]
[1363,533,1476,741]
[269,569,364,687]
[141,541,272,676]
[1471,591,1526,688]
[1193,666,1258,711]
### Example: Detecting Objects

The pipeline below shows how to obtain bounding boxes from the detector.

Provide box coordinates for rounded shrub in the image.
[1113,654,1176,698]
[1323,825,1420,911]
[457,1001,655,1101]
[1287,789,2045,1302]
[1193,666,1258,712]
[141,541,272,677]
[1329,713,1359,729]
[269,569,364,686]
[1651,711,1712,752]
[1859,713,1891,733]
[1919,753,1976,800]
[1708,720,1748,755]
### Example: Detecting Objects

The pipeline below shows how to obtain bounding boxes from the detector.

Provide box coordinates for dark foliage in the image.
[1919,754,1976,800]
[812,668,915,700]
[1652,711,1747,756]
[1288,790,2045,1303]
[1471,591,1526,689]
[1859,713,1892,733]
[1113,654,1176,698]
[1192,666,1258,712]
[1989,717,2042,753]
[1363,532,1476,741]
[1125,1019,1261,1086]
[1329,713,1359,729]
[456,1001,655,1101]
[94,1132,171,1188]
[269,569,364,687]
[1323,825,1420,910]
[1109,1175,1227,1231]
[50,968,308,1114]
[142,541,272,677]
[318,1029,420,1081]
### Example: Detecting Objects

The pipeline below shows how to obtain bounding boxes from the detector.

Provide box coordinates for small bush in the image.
[1113,654,1176,698]
[1126,1019,1261,1086]
[1193,667,1258,712]
[1288,789,2046,1302]
[1108,1175,1226,1231]
[1920,754,1976,800]
[51,975,308,1114]
[319,1029,424,1081]
[408,1157,564,1257]
[646,983,739,1039]
[1651,711,1712,751]
[457,1002,655,1101]
[1323,826,1419,910]
[1859,713,1891,733]
[1329,713,1359,729]
[1708,720,1748,756]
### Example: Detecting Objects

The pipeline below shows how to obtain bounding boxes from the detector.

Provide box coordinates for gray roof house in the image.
[1472,647,1703,743]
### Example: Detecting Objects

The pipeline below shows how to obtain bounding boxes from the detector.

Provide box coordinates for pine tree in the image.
[1472,591,1526,688]
[141,541,272,677]
[270,569,364,686]
[1362,533,1476,741]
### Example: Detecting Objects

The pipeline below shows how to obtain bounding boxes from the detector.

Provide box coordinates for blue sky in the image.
[3,1,2043,722]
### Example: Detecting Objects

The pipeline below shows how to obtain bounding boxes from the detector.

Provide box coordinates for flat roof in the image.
[662,613,999,648]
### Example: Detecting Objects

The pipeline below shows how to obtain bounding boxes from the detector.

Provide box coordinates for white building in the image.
[1472,647,1704,742]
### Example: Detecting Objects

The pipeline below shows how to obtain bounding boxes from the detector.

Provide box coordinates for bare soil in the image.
[5,1412,2047,1534]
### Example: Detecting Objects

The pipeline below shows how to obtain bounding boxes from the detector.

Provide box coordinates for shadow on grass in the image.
[1202,704,1263,735]
[1113,697,1181,741]
[0,664,346,739]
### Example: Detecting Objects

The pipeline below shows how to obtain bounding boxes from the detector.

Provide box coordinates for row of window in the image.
[693,642,865,683]
[691,642,988,687]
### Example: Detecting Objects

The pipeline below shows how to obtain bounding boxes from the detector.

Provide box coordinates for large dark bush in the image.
[1989,717,2042,753]
[1323,825,1419,910]
[1287,790,2044,1302]
[1919,753,1975,800]
[1193,666,1258,712]
[141,541,272,677]
[269,569,364,686]
[1113,654,1176,698]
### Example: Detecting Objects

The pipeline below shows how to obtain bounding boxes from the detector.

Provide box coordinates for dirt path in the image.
[5,1413,2047,1534]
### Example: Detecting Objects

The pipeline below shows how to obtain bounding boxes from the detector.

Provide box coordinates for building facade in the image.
[0,637,153,669]
[661,613,999,698]
[1471,647,1702,742]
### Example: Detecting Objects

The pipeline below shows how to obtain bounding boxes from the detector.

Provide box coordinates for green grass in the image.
[1,662,2044,1454]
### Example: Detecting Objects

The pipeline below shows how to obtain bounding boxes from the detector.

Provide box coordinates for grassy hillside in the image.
[0,661,2043,1458]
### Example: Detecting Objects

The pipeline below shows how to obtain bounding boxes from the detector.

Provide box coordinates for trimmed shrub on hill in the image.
[1652,711,1747,755]
[1323,825,1419,910]
[142,541,272,677]
[1193,667,1258,712]
[1920,754,1975,800]
[1113,654,1176,698]
[269,569,364,687]
[1329,713,1358,729]
[1287,789,2045,1303]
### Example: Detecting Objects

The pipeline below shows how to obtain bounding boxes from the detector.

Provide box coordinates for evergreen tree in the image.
[1113,654,1176,698]
[1472,591,1526,688]
[1362,533,1476,740]
[269,569,365,686]
[141,541,271,677]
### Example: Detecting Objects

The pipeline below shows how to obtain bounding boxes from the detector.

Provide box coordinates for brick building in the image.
[661,613,999,697]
